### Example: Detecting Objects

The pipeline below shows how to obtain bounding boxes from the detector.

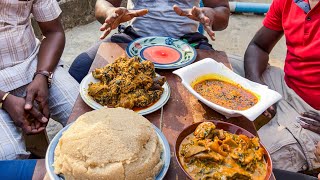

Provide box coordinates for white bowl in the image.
[173,58,282,121]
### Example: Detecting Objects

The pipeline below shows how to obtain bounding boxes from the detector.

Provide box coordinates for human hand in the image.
[173,5,215,40]
[99,7,148,39]
[25,75,50,122]
[298,111,320,134]
[263,104,277,119]
[3,95,47,134]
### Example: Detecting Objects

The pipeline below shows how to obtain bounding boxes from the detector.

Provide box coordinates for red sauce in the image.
[132,101,157,112]
[143,46,180,64]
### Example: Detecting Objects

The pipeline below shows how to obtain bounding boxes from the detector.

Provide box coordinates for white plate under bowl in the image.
[79,73,171,116]
[173,58,282,121]
[45,123,171,180]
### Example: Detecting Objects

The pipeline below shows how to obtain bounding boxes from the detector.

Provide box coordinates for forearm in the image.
[204,6,230,31]
[37,31,65,72]
[203,0,230,31]
[244,27,283,85]
[244,43,270,85]
[95,0,121,24]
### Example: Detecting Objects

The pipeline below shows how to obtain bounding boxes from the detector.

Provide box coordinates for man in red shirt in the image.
[230,0,320,172]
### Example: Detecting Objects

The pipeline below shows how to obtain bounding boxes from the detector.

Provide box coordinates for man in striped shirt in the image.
[0,0,78,159]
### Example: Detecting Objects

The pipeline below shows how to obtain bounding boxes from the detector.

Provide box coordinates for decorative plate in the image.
[46,123,171,180]
[126,36,197,69]
[79,73,171,116]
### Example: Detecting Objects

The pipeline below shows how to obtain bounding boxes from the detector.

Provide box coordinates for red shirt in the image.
[263,0,320,110]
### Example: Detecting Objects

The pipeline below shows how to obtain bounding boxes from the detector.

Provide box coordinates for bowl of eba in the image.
[173,58,282,121]
[175,121,272,180]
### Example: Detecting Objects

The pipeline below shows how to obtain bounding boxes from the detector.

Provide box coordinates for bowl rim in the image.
[174,120,273,180]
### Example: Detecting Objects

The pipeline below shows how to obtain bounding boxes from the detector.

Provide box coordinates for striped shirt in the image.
[0,0,61,92]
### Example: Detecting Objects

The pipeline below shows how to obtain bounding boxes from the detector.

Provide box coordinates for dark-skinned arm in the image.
[244,26,283,84]
[173,0,229,40]
[244,26,283,118]
[95,0,122,24]
[95,0,148,39]
[24,17,65,125]
[202,0,229,31]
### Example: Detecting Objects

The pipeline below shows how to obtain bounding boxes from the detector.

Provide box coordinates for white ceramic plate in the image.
[126,36,197,69]
[45,123,171,180]
[173,58,282,121]
[79,73,170,115]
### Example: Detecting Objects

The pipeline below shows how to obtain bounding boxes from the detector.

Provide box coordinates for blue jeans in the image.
[0,160,37,180]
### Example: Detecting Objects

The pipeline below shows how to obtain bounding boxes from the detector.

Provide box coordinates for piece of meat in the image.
[183,145,207,158]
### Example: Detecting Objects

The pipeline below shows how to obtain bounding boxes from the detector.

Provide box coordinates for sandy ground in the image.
[47,7,287,140]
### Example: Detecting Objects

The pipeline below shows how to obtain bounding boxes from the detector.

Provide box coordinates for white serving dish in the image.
[173,58,282,121]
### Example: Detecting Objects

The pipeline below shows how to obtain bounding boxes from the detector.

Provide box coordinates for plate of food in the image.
[80,56,171,115]
[46,108,171,180]
[175,121,273,180]
[126,36,197,69]
[173,58,282,121]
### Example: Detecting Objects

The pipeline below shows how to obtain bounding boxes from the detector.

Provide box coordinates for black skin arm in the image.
[36,16,65,74]
[95,0,230,30]
[244,26,283,118]
[24,16,66,117]
[0,17,65,135]
[202,0,229,31]
[244,26,283,84]
[95,0,121,24]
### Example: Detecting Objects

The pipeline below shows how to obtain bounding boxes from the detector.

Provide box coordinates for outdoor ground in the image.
[46,1,287,140]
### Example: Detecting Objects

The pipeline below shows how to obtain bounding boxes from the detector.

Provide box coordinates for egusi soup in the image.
[179,122,267,180]
[192,75,258,110]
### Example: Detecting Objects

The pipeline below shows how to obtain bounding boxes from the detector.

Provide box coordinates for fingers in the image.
[22,120,45,135]
[303,111,320,122]
[99,26,112,39]
[127,9,148,18]
[25,89,36,110]
[263,110,272,119]
[41,101,50,119]
[29,106,48,124]
[204,25,215,41]
[99,8,123,39]
[263,105,277,119]
[300,123,320,134]
[104,8,123,26]
[173,5,197,20]
[299,117,320,127]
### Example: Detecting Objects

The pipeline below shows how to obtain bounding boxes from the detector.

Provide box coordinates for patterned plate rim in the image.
[125,36,197,69]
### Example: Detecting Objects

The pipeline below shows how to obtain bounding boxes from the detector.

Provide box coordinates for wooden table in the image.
[66,42,274,179]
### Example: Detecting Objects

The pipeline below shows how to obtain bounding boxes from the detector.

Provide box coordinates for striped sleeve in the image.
[32,0,62,22]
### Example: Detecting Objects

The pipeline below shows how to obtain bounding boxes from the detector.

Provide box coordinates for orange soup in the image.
[193,79,258,110]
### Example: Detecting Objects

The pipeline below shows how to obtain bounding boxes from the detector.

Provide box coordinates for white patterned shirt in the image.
[0,0,61,92]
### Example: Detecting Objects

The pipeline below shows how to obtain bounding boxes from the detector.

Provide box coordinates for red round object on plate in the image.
[142,45,181,64]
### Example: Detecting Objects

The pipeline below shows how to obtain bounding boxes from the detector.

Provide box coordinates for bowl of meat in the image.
[175,121,273,180]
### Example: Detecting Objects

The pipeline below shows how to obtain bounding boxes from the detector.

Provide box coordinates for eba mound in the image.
[53,108,163,180]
